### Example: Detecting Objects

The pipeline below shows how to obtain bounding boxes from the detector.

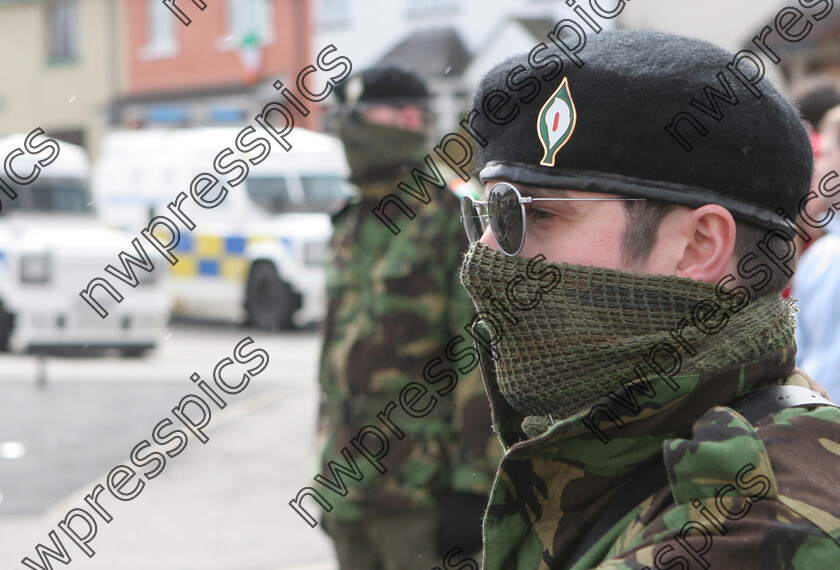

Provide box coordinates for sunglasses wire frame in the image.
[460,182,647,256]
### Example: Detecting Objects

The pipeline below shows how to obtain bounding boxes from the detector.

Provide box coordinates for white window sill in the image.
[139,42,180,61]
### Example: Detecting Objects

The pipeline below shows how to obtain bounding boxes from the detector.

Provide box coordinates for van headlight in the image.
[20,253,51,284]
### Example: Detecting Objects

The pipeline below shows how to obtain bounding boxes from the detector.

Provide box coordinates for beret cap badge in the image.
[537,77,577,167]
[344,74,365,105]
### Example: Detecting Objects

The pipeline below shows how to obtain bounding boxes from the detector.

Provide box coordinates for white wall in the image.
[315,0,801,134]
[314,0,569,72]
[317,0,793,81]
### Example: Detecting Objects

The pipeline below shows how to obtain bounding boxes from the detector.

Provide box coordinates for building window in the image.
[46,0,79,63]
[318,0,350,27]
[142,0,178,59]
[227,0,274,44]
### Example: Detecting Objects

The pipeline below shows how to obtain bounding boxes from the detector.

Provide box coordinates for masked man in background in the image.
[317,66,498,570]
[458,31,840,569]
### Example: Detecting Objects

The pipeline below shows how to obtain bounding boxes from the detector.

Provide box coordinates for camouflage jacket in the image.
[480,343,840,569]
[318,178,499,521]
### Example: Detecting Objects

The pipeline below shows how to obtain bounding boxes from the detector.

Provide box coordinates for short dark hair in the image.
[621,200,792,296]
[791,75,840,129]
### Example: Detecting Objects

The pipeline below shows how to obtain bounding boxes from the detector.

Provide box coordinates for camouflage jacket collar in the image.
[479,345,801,569]
[481,343,797,473]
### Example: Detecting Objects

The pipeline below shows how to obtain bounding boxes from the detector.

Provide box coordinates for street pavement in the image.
[0,321,338,570]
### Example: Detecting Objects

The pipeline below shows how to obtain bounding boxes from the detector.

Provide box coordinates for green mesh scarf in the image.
[459,242,796,437]
[336,117,427,187]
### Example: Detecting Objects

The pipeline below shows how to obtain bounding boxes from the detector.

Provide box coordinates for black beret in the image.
[473,30,812,231]
[334,66,429,106]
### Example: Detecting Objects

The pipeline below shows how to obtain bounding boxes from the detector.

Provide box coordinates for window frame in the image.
[45,0,80,65]
[140,0,180,60]
[225,0,275,47]
[317,0,351,28]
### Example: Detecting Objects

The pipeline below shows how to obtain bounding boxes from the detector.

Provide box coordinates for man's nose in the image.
[479,225,500,250]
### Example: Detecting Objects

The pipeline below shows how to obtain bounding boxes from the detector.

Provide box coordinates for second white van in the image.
[92,126,350,329]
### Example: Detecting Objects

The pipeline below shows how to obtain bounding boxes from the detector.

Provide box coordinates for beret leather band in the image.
[479,161,790,232]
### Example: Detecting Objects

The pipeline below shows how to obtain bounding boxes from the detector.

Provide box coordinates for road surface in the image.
[0,321,337,570]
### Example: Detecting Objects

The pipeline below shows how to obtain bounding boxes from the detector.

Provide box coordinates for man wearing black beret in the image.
[316,66,498,569]
[458,30,840,569]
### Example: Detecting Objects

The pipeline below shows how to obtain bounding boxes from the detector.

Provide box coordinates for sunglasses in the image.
[460,182,647,256]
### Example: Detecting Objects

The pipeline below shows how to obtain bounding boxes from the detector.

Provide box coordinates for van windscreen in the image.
[300,176,346,212]
[0,177,92,215]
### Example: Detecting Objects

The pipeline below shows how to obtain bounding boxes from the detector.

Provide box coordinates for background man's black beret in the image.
[334,66,429,106]
[472,30,812,231]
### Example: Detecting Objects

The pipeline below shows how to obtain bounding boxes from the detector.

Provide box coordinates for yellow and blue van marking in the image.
[171,235,274,280]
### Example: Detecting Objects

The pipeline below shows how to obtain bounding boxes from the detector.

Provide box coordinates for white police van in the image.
[92,127,349,329]
[0,131,169,355]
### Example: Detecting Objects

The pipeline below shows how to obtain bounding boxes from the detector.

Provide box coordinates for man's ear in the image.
[671,204,736,282]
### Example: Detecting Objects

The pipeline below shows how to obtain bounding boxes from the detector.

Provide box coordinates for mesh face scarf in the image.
[460,243,796,434]
[336,117,427,187]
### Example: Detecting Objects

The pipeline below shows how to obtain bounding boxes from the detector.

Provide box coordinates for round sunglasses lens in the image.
[489,184,524,255]
[460,196,484,243]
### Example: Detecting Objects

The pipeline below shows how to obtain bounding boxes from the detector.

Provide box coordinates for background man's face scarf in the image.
[336,113,427,188]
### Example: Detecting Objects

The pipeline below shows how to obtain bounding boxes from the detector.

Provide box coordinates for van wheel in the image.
[245,262,295,330]
[121,347,148,358]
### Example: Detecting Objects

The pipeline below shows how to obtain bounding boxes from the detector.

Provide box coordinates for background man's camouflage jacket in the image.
[480,344,840,569]
[318,177,499,521]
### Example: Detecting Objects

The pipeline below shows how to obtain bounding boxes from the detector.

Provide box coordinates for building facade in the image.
[114,0,317,132]
[0,0,126,158]
[0,0,315,159]
[314,0,577,137]
[314,0,812,138]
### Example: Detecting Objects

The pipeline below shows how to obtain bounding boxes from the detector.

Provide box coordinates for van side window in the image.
[247,176,346,214]
[247,177,291,214]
